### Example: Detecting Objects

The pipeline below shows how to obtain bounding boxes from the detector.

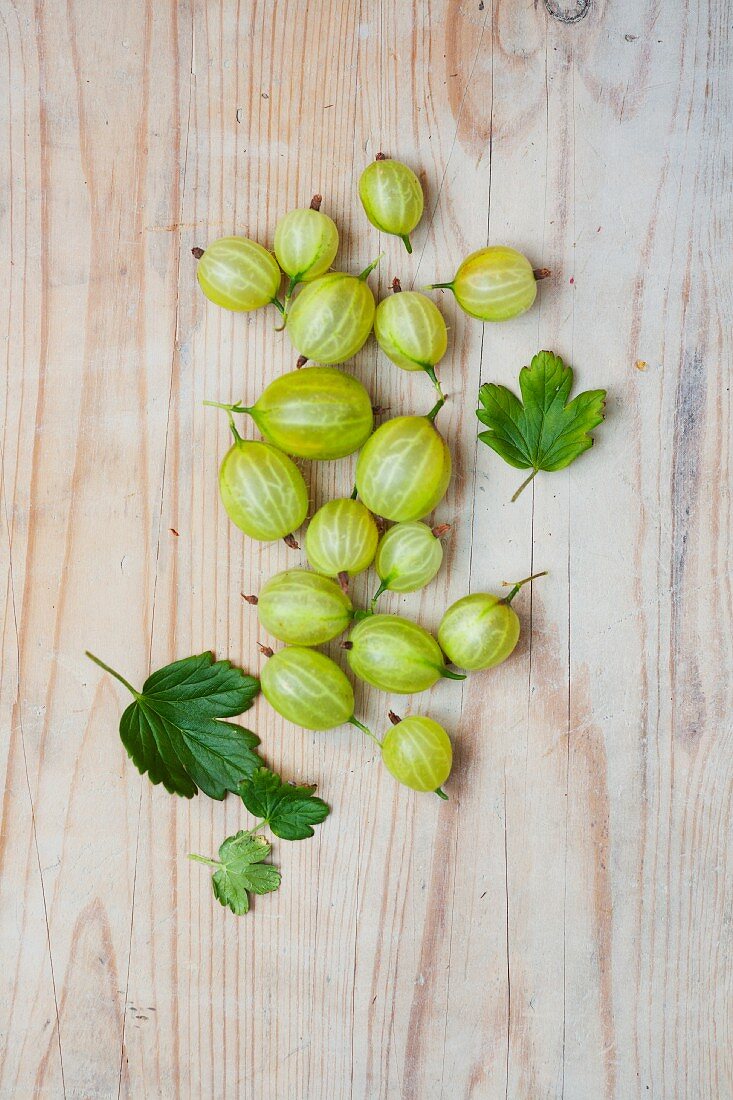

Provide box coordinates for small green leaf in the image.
[194,831,281,916]
[477,351,606,498]
[87,651,262,799]
[239,767,330,841]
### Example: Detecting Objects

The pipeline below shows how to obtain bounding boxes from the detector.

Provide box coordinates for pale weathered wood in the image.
[1,1,731,1098]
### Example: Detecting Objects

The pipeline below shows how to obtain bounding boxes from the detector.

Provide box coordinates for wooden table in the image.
[2,2,731,1097]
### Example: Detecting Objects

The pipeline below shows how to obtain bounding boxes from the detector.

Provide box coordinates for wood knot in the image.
[543,0,591,24]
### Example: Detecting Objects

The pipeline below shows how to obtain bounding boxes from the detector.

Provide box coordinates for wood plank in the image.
[1,3,65,1093]
[1,0,186,1095]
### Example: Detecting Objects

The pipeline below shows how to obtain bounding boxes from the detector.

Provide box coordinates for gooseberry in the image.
[359,154,424,254]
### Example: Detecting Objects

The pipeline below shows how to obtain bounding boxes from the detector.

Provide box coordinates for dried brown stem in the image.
[283,533,300,549]
[241,593,258,605]
[431,523,452,539]
[388,710,401,726]
[191,246,205,260]
[310,194,322,211]
[337,571,350,593]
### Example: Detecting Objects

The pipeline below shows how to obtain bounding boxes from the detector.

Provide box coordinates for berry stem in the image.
[502,571,548,605]
[310,193,322,211]
[349,716,382,746]
[351,609,373,623]
[296,355,308,369]
[204,400,245,443]
[425,396,445,424]
[85,652,139,698]
[270,296,285,316]
[275,275,299,331]
[533,268,551,281]
[423,281,454,291]
[439,666,467,681]
[387,710,401,726]
[283,533,300,549]
[400,234,413,254]
[511,469,538,502]
[241,594,258,605]
[370,578,390,609]
[358,254,384,281]
[350,484,358,500]
[337,571,350,594]
[423,364,445,401]
[203,399,246,413]
[258,643,274,658]
[391,277,402,293]
[431,523,452,538]
[434,787,449,801]
[191,246,205,260]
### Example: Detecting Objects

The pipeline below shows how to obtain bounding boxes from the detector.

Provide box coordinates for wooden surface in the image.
[1,1,731,1097]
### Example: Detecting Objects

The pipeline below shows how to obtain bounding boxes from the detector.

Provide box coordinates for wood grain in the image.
[1,1,731,1097]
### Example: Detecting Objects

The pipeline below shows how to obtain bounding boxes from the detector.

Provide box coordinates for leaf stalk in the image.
[85,651,139,698]
[511,469,538,502]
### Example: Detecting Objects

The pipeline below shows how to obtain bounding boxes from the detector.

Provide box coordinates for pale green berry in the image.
[359,156,424,253]
[260,646,354,730]
[374,287,447,395]
[305,499,379,580]
[373,521,445,600]
[381,716,452,793]
[345,613,464,694]
[255,570,353,646]
[426,246,537,322]
[195,236,281,312]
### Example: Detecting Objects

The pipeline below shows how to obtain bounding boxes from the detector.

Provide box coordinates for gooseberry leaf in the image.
[192,831,281,916]
[86,651,262,799]
[239,767,330,840]
[476,351,606,500]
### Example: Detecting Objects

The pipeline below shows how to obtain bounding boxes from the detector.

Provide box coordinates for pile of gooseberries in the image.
[195,154,548,798]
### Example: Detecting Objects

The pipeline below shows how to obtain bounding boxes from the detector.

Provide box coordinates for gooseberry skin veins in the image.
[355,415,451,522]
[218,439,308,542]
[286,272,376,364]
[305,499,379,577]
[438,593,521,670]
[274,208,339,282]
[359,159,424,250]
[446,246,537,322]
[244,366,373,460]
[260,646,355,731]
[374,292,448,372]
[196,236,281,312]
[257,570,353,647]
[381,716,452,792]
[374,521,444,593]
[346,613,449,694]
